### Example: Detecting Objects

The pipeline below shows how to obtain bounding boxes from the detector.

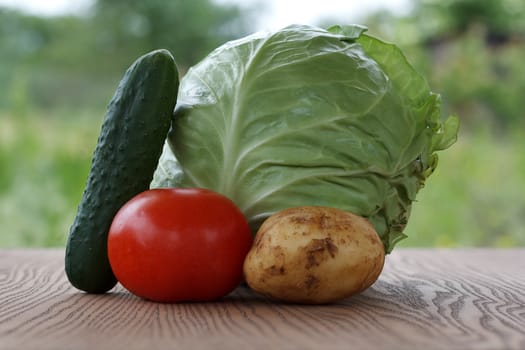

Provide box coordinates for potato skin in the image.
[243,206,385,304]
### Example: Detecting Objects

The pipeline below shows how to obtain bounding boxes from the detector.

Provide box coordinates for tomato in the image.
[107,188,252,303]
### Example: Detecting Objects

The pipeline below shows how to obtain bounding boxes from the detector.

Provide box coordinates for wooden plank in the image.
[1,248,524,350]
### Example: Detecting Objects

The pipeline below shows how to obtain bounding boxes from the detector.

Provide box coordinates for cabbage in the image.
[152,24,459,253]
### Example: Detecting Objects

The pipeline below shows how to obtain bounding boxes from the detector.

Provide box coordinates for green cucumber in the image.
[65,49,179,293]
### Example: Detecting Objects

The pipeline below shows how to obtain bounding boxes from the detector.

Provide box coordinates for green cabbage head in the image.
[152,24,459,253]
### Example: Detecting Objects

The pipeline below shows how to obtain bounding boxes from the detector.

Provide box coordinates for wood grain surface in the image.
[1,248,524,350]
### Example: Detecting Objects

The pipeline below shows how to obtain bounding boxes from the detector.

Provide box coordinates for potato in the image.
[243,206,385,304]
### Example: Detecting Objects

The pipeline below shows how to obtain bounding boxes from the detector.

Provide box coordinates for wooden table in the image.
[1,248,524,350]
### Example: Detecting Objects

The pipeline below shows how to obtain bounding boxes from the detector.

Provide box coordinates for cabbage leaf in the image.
[152,24,459,253]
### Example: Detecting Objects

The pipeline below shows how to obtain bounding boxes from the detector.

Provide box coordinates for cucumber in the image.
[65,49,179,293]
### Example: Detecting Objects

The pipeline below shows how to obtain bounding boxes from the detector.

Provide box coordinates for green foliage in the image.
[0,1,256,112]
[427,30,525,130]
[363,0,525,131]
[93,0,252,70]
[1,1,524,248]
[409,0,525,42]
[401,128,525,248]
[0,110,100,247]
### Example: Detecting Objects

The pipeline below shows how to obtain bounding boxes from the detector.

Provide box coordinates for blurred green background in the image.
[1,0,524,248]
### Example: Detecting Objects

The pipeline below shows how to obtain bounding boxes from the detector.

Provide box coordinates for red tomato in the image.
[107,188,252,303]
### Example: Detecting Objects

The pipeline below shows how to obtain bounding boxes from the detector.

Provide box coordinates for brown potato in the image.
[243,206,385,304]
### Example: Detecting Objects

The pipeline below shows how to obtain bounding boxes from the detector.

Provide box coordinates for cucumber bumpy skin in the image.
[65,49,179,293]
